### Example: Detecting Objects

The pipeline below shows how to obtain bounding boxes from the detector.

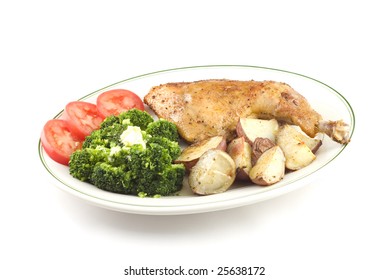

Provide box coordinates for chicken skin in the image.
[144,79,349,144]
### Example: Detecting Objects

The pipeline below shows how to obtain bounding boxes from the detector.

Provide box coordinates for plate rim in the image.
[38,64,355,215]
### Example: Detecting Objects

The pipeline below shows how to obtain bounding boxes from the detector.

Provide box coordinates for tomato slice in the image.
[63,101,104,140]
[41,119,82,165]
[96,89,145,117]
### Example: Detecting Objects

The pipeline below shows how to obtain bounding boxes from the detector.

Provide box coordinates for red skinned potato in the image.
[249,146,286,186]
[227,137,252,180]
[276,125,317,171]
[175,136,227,170]
[236,118,279,145]
[189,149,236,195]
[251,137,276,165]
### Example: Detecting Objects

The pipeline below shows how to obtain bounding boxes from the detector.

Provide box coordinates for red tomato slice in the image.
[41,119,82,165]
[96,89,145,117]
[63,101,104,140]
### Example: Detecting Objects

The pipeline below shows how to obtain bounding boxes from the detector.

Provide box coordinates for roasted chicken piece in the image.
[144,79,350,144]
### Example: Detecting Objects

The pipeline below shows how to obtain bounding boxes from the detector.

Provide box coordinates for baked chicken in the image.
[144,79,350,144]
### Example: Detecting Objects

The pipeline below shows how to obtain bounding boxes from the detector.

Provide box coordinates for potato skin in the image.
[227,137,252,181]
[251,137,276,165]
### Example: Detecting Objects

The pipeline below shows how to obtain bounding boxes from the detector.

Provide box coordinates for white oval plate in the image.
[38,65,355,215]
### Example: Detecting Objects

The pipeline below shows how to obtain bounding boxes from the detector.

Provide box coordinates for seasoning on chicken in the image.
[144,79,350,144]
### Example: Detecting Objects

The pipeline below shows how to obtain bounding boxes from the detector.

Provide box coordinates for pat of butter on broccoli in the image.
[120,126,146,148]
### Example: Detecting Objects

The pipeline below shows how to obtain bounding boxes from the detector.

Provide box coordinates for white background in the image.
[1,0,388,279]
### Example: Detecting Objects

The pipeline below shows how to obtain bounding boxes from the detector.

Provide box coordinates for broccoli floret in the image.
[69,147,110,181]
[146,119,179,142]
[118,109,154,130]
[169,164,186,188]
[82,130,108,149]
[91,162,129,194]
[100,123,128,147]
[122,144,184,196]
[83,122,127,149]
[146,136,181,161]
[133,163,185,196]
[108,146,132,167]
[126,143,172,173]
[99,115,120,129]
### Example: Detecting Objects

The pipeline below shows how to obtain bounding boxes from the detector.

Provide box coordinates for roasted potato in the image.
[277,124,322,153]
[188,149,236,195]
[175,135,227,170]
[251,137,276,165]
[236,118,279,145]
[249,146,285,186]
[276,124,316,170]
[227,137,252,180]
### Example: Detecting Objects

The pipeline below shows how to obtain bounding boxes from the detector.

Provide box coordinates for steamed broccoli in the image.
[90,162,128,193]
[146,136,181,161]
[118,109,154,130]
[69,147,110,181]
[89,144,185,196]
[131,164,185,197]
[68,109,184,197]
[99,115,120,129]
[82,123,126,149]
[146,119,180,142]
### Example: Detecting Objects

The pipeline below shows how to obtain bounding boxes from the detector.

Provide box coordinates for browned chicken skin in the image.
[144,79,350,144]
